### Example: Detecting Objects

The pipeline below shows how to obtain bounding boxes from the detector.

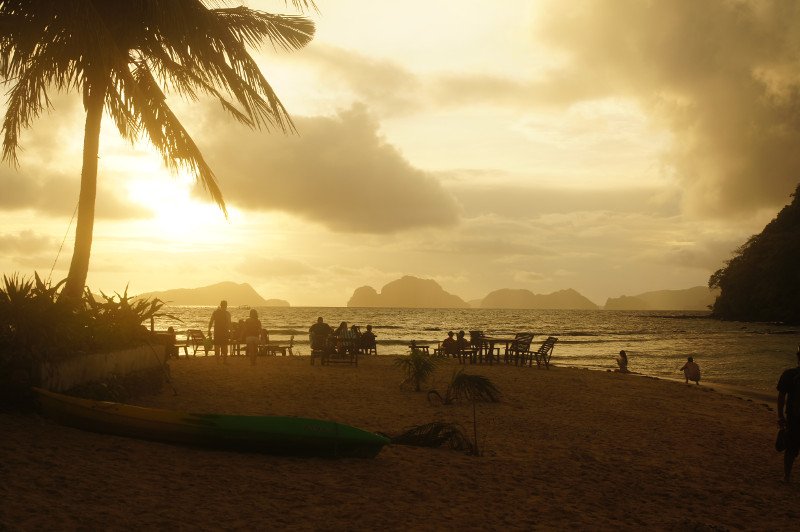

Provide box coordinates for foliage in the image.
[394,349,437,392]
[427,369,502,405]
[709,184,800,323]
[389,421,477,455]
[0,273,164,398]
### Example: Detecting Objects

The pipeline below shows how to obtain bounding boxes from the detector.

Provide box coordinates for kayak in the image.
[33,387,389,458]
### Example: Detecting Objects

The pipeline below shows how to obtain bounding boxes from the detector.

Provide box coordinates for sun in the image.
[124,165,237,245]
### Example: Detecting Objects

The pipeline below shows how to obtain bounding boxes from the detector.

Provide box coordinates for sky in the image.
[2,0,800,307]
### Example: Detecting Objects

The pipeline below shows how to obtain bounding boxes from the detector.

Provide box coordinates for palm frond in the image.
[389,421,476,453]
[449,370,502,403]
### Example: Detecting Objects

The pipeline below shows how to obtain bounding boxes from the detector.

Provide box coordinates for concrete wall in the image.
[39,344,167,392]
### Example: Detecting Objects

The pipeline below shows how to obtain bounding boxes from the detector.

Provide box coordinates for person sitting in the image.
[361,324,377,354]
[334,321,350,354]
[456,330,475,363]
[309,317,332,353]
[616,350,629,373]
[680,356,701,385]
[440,331,458,358]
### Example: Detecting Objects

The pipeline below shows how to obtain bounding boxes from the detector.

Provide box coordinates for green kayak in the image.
[33,387,389,458]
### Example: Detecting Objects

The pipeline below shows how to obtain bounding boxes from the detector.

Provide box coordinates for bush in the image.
[0,273,164,402]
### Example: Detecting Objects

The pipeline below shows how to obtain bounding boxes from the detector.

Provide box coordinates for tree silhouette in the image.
[0,0,315,298]
[709,184,800,323]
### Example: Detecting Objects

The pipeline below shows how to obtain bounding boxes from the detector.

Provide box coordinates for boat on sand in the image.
[33,387,389,458]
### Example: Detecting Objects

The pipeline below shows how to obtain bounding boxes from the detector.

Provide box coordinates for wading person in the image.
[208,300,231,362]
[777,347,800,482]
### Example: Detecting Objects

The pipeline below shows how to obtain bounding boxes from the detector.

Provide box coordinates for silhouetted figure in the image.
[680,356,701,385]
[456,330,474,363]
[208,300,231,361]
[309,317,332,353]
[361,324,377,354]
[777,347,800,482]
[441,331,458,357]
[242,308,262,365]
[166,326,178,359]
[616,350,629,373]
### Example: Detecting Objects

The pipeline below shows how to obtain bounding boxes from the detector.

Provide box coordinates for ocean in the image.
[155,307,800,392]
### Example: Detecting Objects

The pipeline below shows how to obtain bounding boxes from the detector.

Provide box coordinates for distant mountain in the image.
[136,282,289,307]
[479,288,599,310]
[604,286,718,311]
[347,276,469,308]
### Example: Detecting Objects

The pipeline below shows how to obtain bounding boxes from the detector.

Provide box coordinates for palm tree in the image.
[0,0,316,299]
[394,348,437,392]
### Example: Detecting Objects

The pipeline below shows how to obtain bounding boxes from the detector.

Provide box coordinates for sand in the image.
[2,355,798,530]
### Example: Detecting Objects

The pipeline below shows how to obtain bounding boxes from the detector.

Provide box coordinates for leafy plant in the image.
[426,370,502,457]
[0,273,165,401]
[394,349,437,392]
[427,369,502,405]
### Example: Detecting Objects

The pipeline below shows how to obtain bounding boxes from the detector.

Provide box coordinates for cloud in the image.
[0,93,151,219]
[530,0,800,218]
[237,257,317,278]
[0,230,54,255]
[198,104,460,233]
[301,45,423,115]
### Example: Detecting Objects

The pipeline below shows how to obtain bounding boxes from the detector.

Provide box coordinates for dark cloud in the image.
[533,0,800,217]
[198,104,460,233]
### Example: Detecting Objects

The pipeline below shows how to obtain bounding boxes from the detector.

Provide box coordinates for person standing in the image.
[777,347,800,483]
[680,356,701,385]
[208,300,231,362]
[242,308,262,365]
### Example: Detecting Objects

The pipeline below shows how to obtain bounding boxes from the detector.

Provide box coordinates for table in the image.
[481,336,519,364]
[409,341,430,355]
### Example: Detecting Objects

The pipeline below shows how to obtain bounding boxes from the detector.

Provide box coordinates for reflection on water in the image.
[155,307,800,391]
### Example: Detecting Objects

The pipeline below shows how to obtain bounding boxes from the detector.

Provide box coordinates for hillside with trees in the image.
[709,185,800,323]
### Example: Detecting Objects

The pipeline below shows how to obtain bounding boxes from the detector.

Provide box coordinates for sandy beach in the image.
[2,355,798,530]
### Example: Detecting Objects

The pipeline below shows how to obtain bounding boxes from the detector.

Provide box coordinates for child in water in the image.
[680,356,701,385]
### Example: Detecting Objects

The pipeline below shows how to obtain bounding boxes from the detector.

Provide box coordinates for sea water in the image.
[154,307,800,392]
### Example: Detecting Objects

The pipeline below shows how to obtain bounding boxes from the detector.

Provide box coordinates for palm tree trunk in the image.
[62,83,106,300]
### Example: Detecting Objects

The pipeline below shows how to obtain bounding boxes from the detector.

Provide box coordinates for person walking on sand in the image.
[208,300,231,362]
[777,347,800,482]
[242,308,262,365]
[680,356,701,385]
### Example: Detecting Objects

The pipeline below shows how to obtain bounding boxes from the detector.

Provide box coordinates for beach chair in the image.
[322,334,358,366]
[504,332,534,366]
[180,329,210,356]
[529,336,558,368]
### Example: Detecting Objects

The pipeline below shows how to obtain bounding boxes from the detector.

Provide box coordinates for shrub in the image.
[0,273,163,402]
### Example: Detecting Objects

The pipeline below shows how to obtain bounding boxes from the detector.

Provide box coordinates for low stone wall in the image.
[39,344,167,392]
